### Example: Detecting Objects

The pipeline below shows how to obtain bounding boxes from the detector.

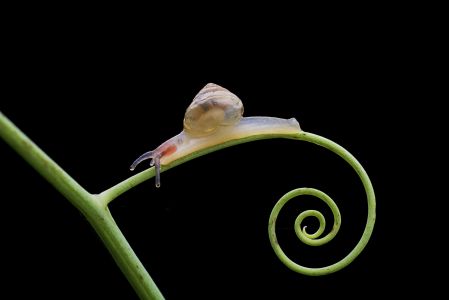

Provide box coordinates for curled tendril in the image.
[99,131,376,276]
[269,133,376,275]
[270,188,341,248]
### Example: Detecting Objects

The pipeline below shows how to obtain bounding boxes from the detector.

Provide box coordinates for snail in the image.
[130,83,301,187]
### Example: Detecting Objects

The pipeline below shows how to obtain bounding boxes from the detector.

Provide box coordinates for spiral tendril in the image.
[268,132,376,276]
[100,129,376,276]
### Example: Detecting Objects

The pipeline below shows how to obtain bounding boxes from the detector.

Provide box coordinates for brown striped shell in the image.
[183,83,244,137]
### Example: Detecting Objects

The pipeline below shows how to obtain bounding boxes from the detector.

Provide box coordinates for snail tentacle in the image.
[129,150,156,171]
[153,156,161,188]
[130,150,162,188]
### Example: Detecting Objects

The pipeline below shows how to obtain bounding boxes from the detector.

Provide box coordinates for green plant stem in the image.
[2,109,376,295]
[0,112,164,300]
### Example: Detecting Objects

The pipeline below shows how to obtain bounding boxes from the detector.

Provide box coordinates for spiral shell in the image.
[183,83,244,137]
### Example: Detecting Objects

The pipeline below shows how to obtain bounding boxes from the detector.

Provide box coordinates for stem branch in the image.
[0,112,164,300]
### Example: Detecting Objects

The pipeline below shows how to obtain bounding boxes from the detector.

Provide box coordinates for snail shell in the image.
[183,83,244,137]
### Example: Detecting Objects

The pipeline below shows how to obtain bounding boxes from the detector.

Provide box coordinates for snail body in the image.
[130,83,301,187]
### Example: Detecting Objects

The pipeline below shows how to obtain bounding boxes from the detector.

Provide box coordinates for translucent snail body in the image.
[130,83,301,187]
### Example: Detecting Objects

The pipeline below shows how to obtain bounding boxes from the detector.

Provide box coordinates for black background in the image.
[1,5,430,300]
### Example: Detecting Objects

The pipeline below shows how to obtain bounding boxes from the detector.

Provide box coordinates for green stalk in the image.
[0,112,164,300]
[1,110,376,296]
